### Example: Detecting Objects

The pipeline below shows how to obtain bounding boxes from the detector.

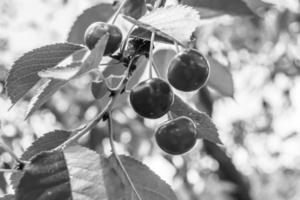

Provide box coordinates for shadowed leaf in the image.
[171,95,222,144]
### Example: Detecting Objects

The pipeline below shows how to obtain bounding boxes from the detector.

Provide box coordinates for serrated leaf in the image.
[5,43,83,105]
[16,146,107,200]
[104,155,178,200]
[0,195,15,200]
[125,5,200,45]
[123,15,182,45]
[10,130,72,189]
[181,0,256,16]
[38,62,82,80]
[207,57,234,98]
[67,3,115,44]
[170,95,222,144]
[25,79,68,118]
[26,35,108,118]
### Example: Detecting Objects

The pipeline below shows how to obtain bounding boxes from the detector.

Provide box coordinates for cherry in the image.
[167,49,209,92]
[155,116,197,155]
[130,78,174,119]
[84,22,122,55]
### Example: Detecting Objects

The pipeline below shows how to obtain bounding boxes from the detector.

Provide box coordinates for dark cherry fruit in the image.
[155,116,197,155]
[130,78,174,119]
[168,49,210,92]
[84,22,122,55]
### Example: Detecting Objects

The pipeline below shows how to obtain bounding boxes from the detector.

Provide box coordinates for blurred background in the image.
[1,0,300,200]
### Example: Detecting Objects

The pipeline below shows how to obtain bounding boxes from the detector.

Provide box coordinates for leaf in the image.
[91,80,108,99]
[104,155,178,200]
[16,146,107,200]
[0,195,15,200]
[207,57,234,98]
[10,130,72,189]
[25,35,108,118]
[38,62,82,80]
[64,146,107,199]
[125,5,200,45]
[16,150,71,200]
[170,95,222,144]
[5,43,83,105]
[153,48,176,78]
[181,0,256,16]
[67,3,115,44]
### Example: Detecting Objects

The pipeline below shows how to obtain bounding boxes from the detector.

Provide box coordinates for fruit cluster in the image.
[84,20,210,155]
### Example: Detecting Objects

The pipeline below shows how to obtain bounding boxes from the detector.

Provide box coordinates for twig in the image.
[111,0,128,24]
[108,112,143,200]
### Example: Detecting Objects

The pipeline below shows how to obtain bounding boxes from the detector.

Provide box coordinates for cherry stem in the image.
[167,112,174,120]
[120,24,135,54]
[107,112,143,200]
[152,60,162,77]
[148,31,155,78]
[111,0,128,24]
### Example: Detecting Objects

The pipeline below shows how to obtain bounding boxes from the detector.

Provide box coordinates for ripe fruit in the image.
[155,116,197,155]
[167,49,210,92]
[130,78,173,119]
[84,22,122,55]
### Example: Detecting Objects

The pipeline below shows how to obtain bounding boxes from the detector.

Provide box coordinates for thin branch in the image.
[111,0,128,24]
[108,112,143,200]
[56,98,114,150]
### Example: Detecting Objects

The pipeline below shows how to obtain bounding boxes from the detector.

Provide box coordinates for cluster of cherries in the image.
[84,21,210,155]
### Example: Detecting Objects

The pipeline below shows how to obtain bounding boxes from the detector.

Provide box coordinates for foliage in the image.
[1,0,300,200]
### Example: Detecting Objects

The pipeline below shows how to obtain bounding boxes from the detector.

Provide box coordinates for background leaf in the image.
[181,0,256,16]
[103,155,178,200]
[67,3,115,44]
[207,57,234,97]
[10,130,72,189]
[5,43,83,105]
[171,95,222,144]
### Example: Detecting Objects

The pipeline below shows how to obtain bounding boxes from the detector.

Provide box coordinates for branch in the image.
[108,111,143,200]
